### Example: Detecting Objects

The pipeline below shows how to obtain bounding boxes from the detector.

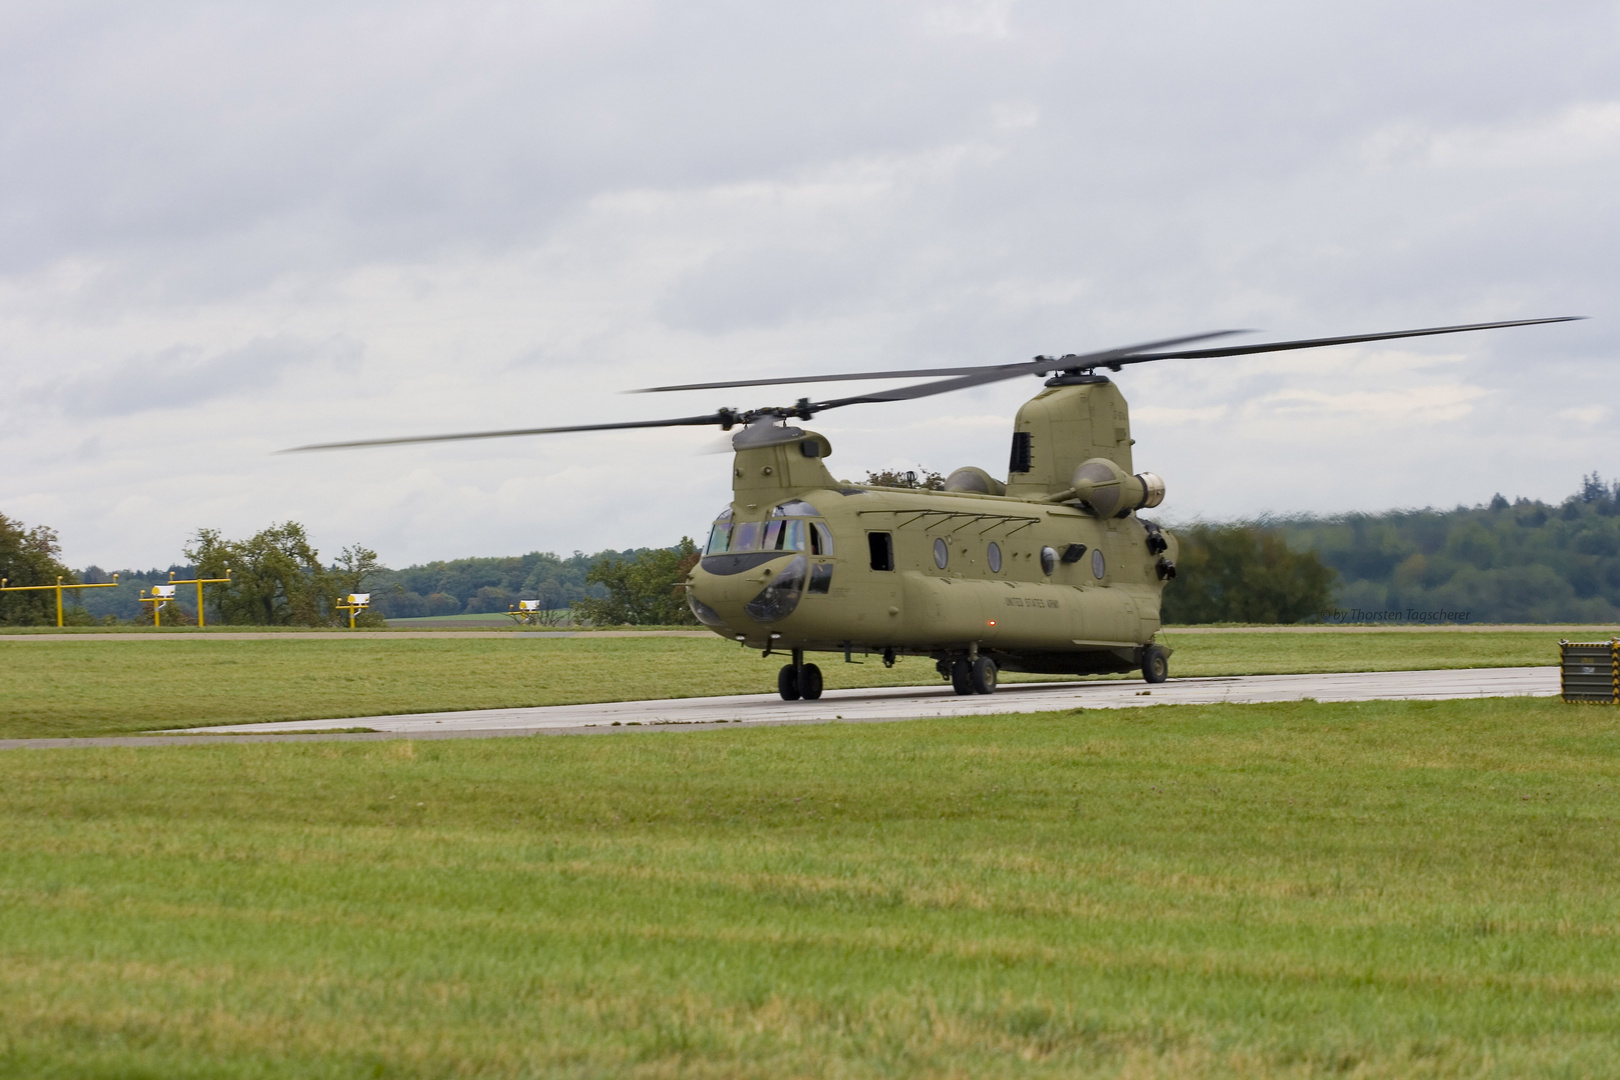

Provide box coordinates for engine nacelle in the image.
[1050,458,1166,517]
[943,466,1007,496]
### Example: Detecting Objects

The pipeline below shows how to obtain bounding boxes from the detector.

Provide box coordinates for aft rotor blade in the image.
[280,413,729,453]
[1112,316,1585,365]
[629,330,1249,394]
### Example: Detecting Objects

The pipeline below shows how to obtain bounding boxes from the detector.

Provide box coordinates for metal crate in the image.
[1560,640,1619,703]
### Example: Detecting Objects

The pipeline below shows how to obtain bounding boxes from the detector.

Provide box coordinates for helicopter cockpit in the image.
[694,502,839,627]
[704,502,835,557]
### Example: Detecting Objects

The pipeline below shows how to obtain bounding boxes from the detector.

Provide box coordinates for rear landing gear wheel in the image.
[970,656,998,695]
[778,664,802,700]
[1142,644,1169,684]
[797,663,823,700]
[951,659,973,695]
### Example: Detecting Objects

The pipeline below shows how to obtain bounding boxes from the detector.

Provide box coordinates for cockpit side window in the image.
[705,507,734,554]
[761,520,807,552]
[808,522,834,556]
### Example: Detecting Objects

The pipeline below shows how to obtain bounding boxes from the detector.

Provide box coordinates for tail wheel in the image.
[797,663,823,700]
[970,656,998,695]
[778,664,802,700]
[950,659,973,695]
[1142,645,1169,684]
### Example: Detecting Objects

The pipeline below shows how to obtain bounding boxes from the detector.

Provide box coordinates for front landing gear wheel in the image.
[970,656,998,694]
[797,663,823,700]
[951,660,973,695]
[778,664,802,700]
[1142,645,1169,684]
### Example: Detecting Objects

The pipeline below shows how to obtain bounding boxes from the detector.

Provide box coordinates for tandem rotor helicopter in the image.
[292,316,1577,700]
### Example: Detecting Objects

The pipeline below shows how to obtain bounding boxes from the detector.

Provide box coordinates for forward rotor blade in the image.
[1111,316,1585,365]
[280,413,728,453]
[629,330,1249,394]
[629,363,1024,393]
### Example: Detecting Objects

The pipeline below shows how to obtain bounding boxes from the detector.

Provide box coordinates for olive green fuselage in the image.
[685,379,1177,676]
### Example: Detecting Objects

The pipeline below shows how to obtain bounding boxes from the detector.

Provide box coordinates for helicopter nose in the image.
[742,555,808,624]
[688,552,806,629]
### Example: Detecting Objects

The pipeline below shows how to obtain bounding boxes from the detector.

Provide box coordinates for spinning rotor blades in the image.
[630,330,1249,394]
[631,316,1583,394]
[281,413,730,453]
[280,316,1580,452]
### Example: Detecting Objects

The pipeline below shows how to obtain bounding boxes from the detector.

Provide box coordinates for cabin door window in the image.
[868,532,894,572]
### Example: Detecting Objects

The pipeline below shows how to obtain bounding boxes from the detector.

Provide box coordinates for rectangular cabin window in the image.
[808,563,834,594]
[809,521,834,556]
[868,532,894,572]
[1009,431,1033,474]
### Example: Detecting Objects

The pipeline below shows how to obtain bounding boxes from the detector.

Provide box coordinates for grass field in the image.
[0,630,1568,739]
[2,696,1617,1077]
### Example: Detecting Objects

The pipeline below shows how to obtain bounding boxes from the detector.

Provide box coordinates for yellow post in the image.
[139,583,176,627]
[335,593,371,629]
[166,568,232,627]
[1,574,120,627]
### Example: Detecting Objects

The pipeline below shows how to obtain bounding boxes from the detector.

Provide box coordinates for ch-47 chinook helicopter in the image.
[293,316,1577,701]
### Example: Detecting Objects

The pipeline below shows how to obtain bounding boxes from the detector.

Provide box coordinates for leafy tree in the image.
[572,539,701,626]
[864,467,946,490]
[1160,524,1336,624]
[0,513,77,625]
[185,523,384,626]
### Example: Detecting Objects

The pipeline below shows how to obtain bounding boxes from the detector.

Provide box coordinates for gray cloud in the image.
[38,334,364,417]
[0,0,1616,567]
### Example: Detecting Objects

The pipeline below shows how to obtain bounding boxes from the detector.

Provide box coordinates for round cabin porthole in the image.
[933,537,949,570]
[1040,546,1057,575]
[1091,548,1106,579]
[987,541,1002,573]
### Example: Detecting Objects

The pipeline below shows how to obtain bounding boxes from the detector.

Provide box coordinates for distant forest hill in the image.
[364,549,655,619]
[1258,474,1620,624]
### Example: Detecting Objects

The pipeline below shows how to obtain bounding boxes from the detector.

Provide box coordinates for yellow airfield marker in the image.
[0,574,120,627]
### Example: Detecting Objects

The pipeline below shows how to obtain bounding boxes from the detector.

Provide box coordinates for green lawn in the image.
[2,696,1617,1077]
[0,630,1568,739]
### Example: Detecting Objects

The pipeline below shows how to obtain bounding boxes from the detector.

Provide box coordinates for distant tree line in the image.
[41,519,703,627]
[17,471,1620,628]
[1267,474,1620,623]
[1161,473,1620,624]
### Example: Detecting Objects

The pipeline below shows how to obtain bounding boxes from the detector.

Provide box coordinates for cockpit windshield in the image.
[705,503,834,556]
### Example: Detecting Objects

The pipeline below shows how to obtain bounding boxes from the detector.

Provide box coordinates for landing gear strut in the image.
[778,649,823,701]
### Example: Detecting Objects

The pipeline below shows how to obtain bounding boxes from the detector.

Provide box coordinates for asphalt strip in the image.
[0,666,1561,750]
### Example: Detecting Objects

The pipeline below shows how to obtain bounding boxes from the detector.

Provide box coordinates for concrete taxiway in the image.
[0,666,1560,750]
[195,665,1554,734]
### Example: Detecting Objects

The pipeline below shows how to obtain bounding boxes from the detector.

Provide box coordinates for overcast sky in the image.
[4,0,1617,570]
